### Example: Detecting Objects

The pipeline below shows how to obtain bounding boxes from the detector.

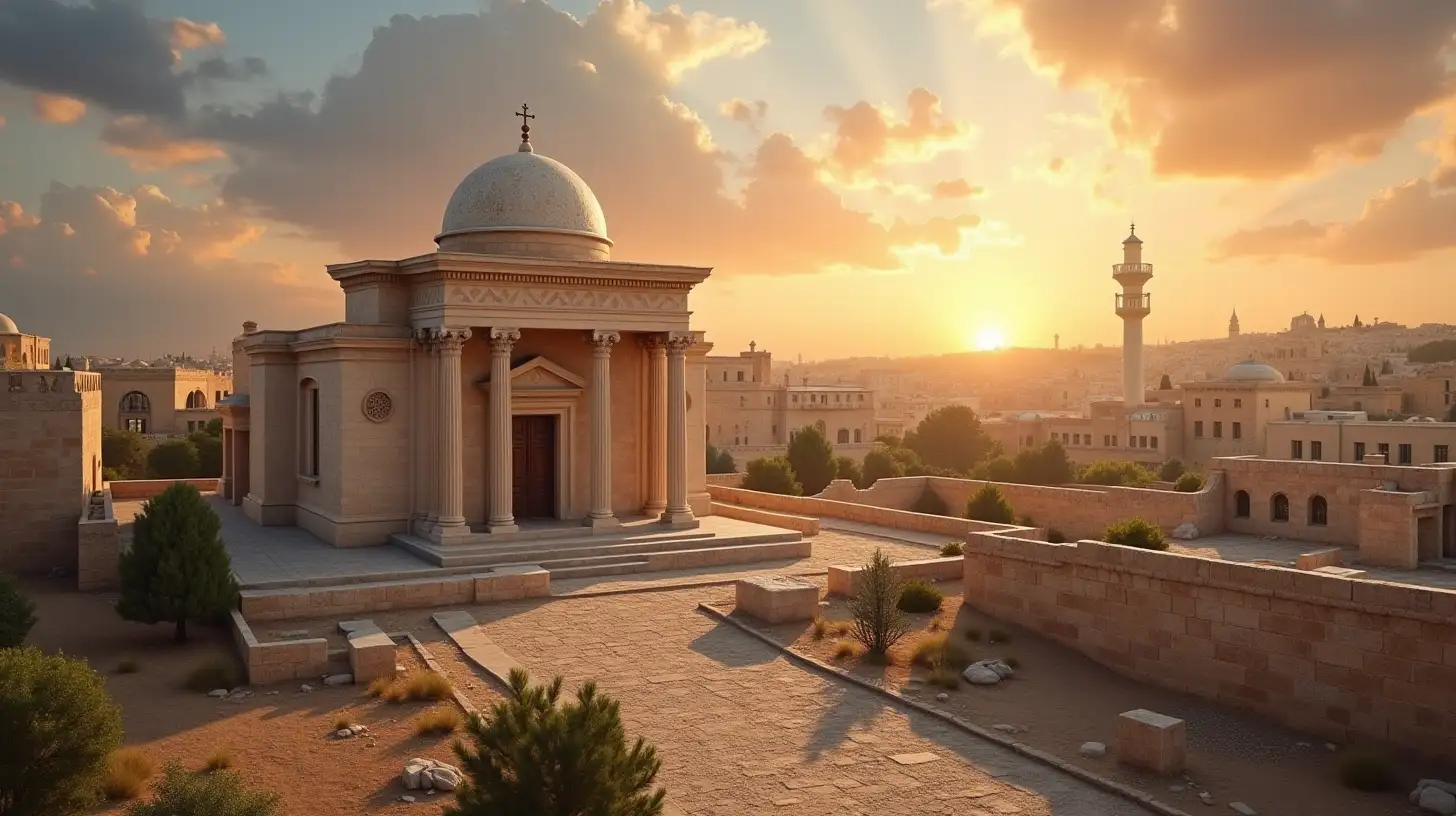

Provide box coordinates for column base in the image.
[583,514,620,531]
[486,521,519,534]
[659,509,699,529]
[642,501,667,516]
[429,522,472,544]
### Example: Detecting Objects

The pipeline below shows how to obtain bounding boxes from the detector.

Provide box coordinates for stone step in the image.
[543,560,654,581]
[392,528,798,569]
[541,538,811,581]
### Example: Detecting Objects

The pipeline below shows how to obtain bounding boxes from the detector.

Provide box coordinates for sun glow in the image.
[973,326,1008,351]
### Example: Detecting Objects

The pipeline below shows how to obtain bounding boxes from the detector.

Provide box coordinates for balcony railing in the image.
[1115,293,1151,312]
[1113,262,1154,276]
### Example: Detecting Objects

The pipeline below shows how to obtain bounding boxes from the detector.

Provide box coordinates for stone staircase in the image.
[390,521,807,580]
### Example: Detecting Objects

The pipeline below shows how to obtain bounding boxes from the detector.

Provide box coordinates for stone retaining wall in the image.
[77,489,121,591]
[828,556,963,597]
[707,473,744,488]
[229,608,328,685]
[710,501,820,535]
[108,478,220,500]
[240,566,550,622]
[708,484,1034,540]
[963,531,1456,761]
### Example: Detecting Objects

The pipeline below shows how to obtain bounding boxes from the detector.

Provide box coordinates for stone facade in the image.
[962,531,1456,763]
[99,366,232,435]
[1265,416,1456,467]
[0,370,102,574]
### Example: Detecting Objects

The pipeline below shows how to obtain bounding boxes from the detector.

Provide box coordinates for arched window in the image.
[836,429,850,444]
[299,378,320,478]
[814,420,826,436]
[1271,492,1289,522]
[120,391,150,434]
[1234,490,1250,518]
[1309,495,1328,526]
[185,389,206,409]
[853,429,862,443]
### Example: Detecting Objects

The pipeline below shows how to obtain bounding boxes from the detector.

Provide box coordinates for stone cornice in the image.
[330,251,710,290]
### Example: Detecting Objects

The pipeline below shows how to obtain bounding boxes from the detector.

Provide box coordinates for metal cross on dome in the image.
[516,103,535,144]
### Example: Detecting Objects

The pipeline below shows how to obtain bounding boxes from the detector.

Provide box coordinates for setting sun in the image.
[973,326,1008,351]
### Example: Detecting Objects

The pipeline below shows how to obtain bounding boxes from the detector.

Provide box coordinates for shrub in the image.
[416,707,463,736]
[446,669,665,816]
[118,483,238,642]
[832,640,860,660]
[833,455,862,487]
[116,658,140,674]
[1046,528,1067,544]
[382,671,453,703]
[332,717,353,731]
[1157,458,1186,482]
[897,579,944,613]
[1174,472,1204,493]
[0,647,123,815]
[146,438,200,479]
[104,748,155,801]
[366,676,393,698]
[787,425,837,496]
[910,487,949,516]
[1105,518,1167,551]
[189,431,223,478]
[928,665,961,689]
[1337,751,1398,792]
[0,574,37,647]
[939,540,964,557]
[966,484,1015,523]
[705,444,736,475]
[1078,460,1152,487]
[975,455,1017,482]
[1017,514,1035,526]
[102,426,148,480]
[741,456,802,496]
[124,761,280,816]
[184,655,241,693]
[203,750,234,772]
[811,617,828,640]
[848,549,911,656]
[910,633,972,671]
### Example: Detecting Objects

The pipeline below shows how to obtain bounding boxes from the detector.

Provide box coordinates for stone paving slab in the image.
[431,610,523,687]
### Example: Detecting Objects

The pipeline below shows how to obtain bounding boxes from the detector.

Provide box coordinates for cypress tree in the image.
[117,483,237,642]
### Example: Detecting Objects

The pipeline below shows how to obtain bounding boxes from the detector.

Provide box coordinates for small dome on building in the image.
[0,313,17,334]
[1224,360,1286,383]
[436,135,611,260]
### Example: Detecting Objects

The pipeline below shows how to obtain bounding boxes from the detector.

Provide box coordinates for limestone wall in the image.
[229,609,329,685]
[77,488,120,591]
[963,531,1456,761]
[709,502,820,535]
[706,472,744,488]
[708,483,1036,540]
[827,556,962,596]
[239,566,550,622]
[0,370,101,574]
[107,478,220,501]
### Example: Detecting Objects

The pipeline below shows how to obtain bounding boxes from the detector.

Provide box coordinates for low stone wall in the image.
[710,501,820,535]
[240,566,550,622]
[708,484,1033,540]
[707,473,744,488]
[108,478,220,501]
[77,489,121,591]
[229,608,328,685]
[828,556,963,597]
[962,531,1456,762]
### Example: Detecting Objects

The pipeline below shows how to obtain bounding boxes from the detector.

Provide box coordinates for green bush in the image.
[787,426,836,496]
[125,761,280,816]
[939,540,964,557]
[1157,458,1186,482]
[446,669,665,816]
[0,574,37,648]
[1174,472,1204,493]
[1078,460,1152,487]
[966,484,1015,523]
[1104,518,1167,551]
[859,448,903,487]
[975,455,1016,482]
[102,427,148,480]
[910,487,948,516]
[118,483,238,642]
[705,444,736,474]
[896,579,943,613]
[1336,751,1398,793]
[741,457,801,496]
[833,455,862,487]
[146,438,200,479]
[1046,528,1067,544]
[189,431,222,478]
[0,647,124,815]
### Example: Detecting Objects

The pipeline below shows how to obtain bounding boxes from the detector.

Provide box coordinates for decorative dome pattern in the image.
[437,148,609,244]
[1224,360,1286,383]
[0,313,18,334]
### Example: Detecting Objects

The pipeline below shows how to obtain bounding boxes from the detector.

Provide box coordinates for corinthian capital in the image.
[488,327,521,354]
[665,332,695,354]
[587,330,621,355]
[432,327,472,353]
[638,333,667,352]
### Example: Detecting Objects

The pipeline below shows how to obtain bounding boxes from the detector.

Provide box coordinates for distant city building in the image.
[98,362,234,435]
[0,312,51,370]
[1228,309,1240,339]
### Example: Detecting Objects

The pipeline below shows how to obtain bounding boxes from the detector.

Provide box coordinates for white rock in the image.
[323,673,353,686]
[335,728,353,739]
[1324,742,1337,751]
[425,766,463,792]
[299,684,314,693]
[1419,780,1456,798]
[395,664,407,674]
[399,795,416,803]
[935,692,949,702]
[963,664,1001,685]
[974,659,1015,680]
[1078,742,1106,759]
[1172,523,1200,540]
[1229,803,1257,816]
[207,688,229,698]
[1419,786,1456,816]
[402,759,430,791]
[1199,792,1214,805]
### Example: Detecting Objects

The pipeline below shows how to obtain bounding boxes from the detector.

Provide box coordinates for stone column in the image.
[486,327,521,534]
[220,427,232,499]
[432,327,472,542]
[639,335,668,514]
[585,330,621,529]
[662,332,697,527]
[418,329,439,533]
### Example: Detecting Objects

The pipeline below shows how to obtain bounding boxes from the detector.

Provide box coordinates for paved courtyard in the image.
[1172,532,1456,590]
[460,586,1133,816]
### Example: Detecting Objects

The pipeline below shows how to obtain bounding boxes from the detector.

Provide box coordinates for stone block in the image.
[1115,709,1186,775]
[734,575,819,624]
[1311,566,1366,580]
[1296,548,1345,571]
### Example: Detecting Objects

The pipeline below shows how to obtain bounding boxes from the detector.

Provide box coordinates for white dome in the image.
[0,313,17,334]
[437,144,610,256]
[1224,360,1286,383]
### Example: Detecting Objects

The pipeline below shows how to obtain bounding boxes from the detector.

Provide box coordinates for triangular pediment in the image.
[479,356,585,393]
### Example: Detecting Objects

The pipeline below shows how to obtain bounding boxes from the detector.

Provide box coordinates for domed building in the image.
[222,116,718,549]
[1179,359,1314,465]
[0,312,51,370]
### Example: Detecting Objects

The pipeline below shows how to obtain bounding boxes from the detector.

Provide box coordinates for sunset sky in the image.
[1,0,1453,360]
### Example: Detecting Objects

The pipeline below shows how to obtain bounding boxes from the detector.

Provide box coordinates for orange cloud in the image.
[598,0,768,79]
[168,18,226,51]
[32,93,86,124]
[931,178,985,200]
[966,0,1456,179]
[822,88,974,181]
[100,116,227,170]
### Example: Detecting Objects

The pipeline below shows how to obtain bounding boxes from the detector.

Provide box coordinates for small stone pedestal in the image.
[344,620,397,685]
[735,575,819,624]
[1115,709,1186,775]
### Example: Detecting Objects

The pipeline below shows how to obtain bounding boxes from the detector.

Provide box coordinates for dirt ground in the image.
[23,579,470,816]
[751,581,1438,816]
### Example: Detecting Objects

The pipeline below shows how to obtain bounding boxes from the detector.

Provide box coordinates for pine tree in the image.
[786,425,836,495]
[1362,364,1377,387]
[117,483,237,642]
[64,355,73,369]
[849,549,911,655]
[447,669,665,816]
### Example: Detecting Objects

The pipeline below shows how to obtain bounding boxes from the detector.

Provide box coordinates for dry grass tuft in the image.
[415,706,463,736]
[103,747,155,801]
[832,639,861,660]
[203,749,233,772]
[911,633,973,671]
[928,665,961,689]
[811,617,829,640]
[332,717,353,731]
[366,676,393,698]
[380,670,453,703]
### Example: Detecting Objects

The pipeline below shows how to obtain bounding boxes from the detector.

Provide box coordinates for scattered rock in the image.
[963,664,1000,685]
[992,724,1026,735]
[1199,792,1214,806]
[395,664,407,674]
[402,758,464,792]
[1416,784,1456,815]
[207,688,229,698]
[427,765,463,791]
[1415,779,1456,798]
[266,691,280,696]
[398,795,416,803]
[323,673,353,686]
[1169,785,1185,793]
[299,684,314,693]
[1172,523,1200,540]
[979,659,1015,679]
[1295,742,1310,748]
[334,729,353,739]
[935,693,949,702]
[1228,803,1257,816]
[1324,742,1337,752]
[1078,742,1106,759]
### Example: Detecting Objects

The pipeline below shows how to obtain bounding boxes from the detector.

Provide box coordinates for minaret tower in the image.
[1113,224,1152,407]
[1228,308,1240,338]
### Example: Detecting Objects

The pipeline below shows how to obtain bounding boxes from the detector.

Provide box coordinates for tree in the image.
[1353,315,1363,328]
[189,431,223,478]
[0,575,37,648]
[833,455,862,487]
[887,445,924,475]
[1409,339,1456,364]
[125,762,279,816]
[147,438,200,479]
[786,425,835,496]
[1447,403,1456,423]
[1078,460,1152,487]
[848,549,911,656]
[1174,472,1204,492]
[1362,364,1378,387]
[52,357,61,370]
[966,483,1015,523]
[0,647,123,816]
[859,449,903,487]
[1157,458,1186,482]
[1380,359,1393,376]
[1158,373,1172,390]
[203,417,223,437]
[975,455,1016,482]
[906,405,996,473]
[102,427,148,480]
[1012,439,1075,485]
[704,444,735,475]
[117,483,238,642]
[447,668,665,816]
[64,355,74,369]
[740,457,801,496]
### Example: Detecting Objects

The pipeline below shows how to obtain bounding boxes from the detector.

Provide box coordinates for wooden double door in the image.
[511,414,557,519]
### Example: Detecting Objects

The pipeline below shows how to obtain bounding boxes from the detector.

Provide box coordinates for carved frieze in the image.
[444,286,687,313]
